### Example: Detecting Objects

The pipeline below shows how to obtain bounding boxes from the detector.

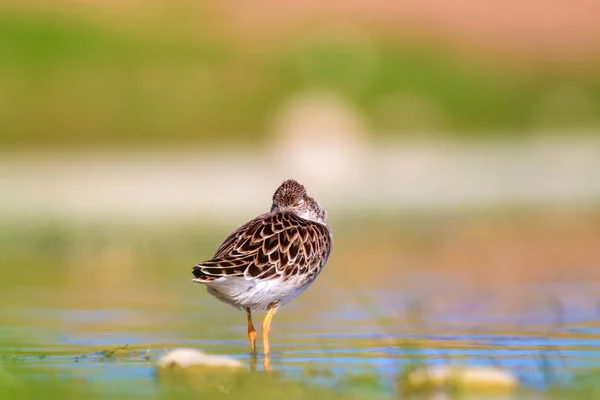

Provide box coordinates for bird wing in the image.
[192,212,332,282]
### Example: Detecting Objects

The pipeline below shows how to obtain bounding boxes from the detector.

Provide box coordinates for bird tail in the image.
[192,264,217,282]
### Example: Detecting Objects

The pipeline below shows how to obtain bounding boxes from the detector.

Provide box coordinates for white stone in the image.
[406,365,518,391]
[157,348,244,370]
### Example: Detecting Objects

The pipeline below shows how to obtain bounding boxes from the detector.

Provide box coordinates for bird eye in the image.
[295,199,304,207]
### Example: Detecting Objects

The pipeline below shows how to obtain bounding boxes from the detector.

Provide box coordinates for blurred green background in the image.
[1,3,600,149]
[1,2,600,399]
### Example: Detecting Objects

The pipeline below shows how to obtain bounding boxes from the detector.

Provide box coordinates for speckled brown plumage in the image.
[193,211,331,284]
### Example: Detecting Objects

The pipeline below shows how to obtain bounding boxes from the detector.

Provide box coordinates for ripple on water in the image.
[1,282,599,396]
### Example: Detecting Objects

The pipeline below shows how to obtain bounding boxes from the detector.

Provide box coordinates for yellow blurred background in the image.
[1,3,600,398]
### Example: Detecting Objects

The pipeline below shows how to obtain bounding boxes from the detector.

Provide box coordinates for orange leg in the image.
[263,354,272,372]
[261,304,277,355]
[246,308,257,353]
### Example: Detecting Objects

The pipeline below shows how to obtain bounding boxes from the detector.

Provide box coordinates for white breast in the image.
[203,275,313,312]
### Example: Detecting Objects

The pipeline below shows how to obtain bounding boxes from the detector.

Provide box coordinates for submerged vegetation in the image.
[2,344,600,399]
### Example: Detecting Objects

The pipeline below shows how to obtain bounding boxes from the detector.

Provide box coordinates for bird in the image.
[192,179,333,355]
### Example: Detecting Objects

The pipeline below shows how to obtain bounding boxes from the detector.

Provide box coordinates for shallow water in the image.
[1,217,600,397]
[3,276,599,396]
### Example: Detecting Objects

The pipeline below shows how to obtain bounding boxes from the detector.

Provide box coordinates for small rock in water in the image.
[157,348,243,370]
[403,365,518,395]
[156,349,244,391]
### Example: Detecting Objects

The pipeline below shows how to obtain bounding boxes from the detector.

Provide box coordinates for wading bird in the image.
[192,179,332,355]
